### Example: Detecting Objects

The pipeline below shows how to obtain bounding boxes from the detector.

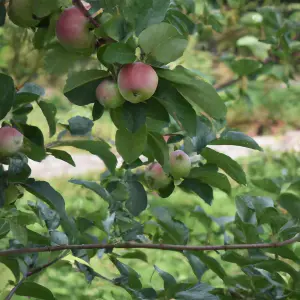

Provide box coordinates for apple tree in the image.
[0,0,300,299]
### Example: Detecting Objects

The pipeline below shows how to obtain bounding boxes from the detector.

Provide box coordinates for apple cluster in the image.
[55,5,159,108]
[145,150,192,191]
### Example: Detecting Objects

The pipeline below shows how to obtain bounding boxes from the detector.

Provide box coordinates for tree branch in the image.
[214,78,240,92]
[5,254,66,300]
[0,234,299,257]
[72,0,100,28]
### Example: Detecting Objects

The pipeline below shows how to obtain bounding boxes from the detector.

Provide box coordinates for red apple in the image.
[170,150,191,179]
[96,80,125,109]
[0,127,23,156]
[145,162,171,190]
[56,6,95,52]
[118,62,158,103]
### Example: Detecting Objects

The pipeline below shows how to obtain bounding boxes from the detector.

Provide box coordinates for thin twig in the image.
[72,0,100,28]
[0,234,299,257]
[214,78,240,92]
[5,277,26,300]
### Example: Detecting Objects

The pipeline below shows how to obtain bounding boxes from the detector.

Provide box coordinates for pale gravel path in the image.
[29,131,300,179]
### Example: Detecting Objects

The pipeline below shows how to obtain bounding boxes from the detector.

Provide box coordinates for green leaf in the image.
[188,168,231,194]
[38,101,57,137]
[69,179,112,203]
[116,126,147,164]
[139,23,188,64]
[68,116,94,136]
[15,282,55,300]
[126,181,148,216]
[51,140,117,173]
[230,58,262,76]
[32,0,58,17]
[22,180,67,219]
[235,195,257,224]
[22,137,47,162]
[156,66,227,120]
[0,3,6,26]
[147,131,170,172]
[111,256,142,289]
[0,257,20,281]
[165,8,195,36]
[194,116,216,152]
[0,219,10,238]
[175,283,218,300]
[15,83,44,106]
[207,14,223,33]
[44,44,86,75]
[154,79,196,136]
[251,178,281,194]
[97,43,136,65]
[154,265,177,297]
[47,149,75,167]
[254,260,299,281]
[121,250,148,263]
[191,252,227,280]
[50,230,69,245]
[152,207,189,245]
[222,251,266,266]
[10,222,28,245]
[92,101,104,121]
[278,193,300,218]
[184,251,206,280]
[0,73,15,120]
[210,131,262,151]
[201,148,247,185]
[266,247,300,263]
[64,70,109,106]
[17,123,44,147]
[180,179,213,205]
[122,102,147,133]
[8,155,31,182]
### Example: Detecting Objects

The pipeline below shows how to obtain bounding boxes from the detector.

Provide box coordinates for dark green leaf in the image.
[38,101,57,137]
[231,58,262,76]
[278,193,300,218]
[47,149,75,167]
[180,179,213,205]
[235,195,257,224]
[188,168,231,194]
[92,101,104,121]
[251,178,281,194]
[0,73,15,120]
[69,179,112,203]
[201,148,247,185]
[139,23,188,64]
[156,66,227,120]
[0,3,6,26]
[184,251,206,280]
[210,131,262,151]
[152,207,189,245]
[116,126,147,163]
[0,219,10,238]
[122,102,147,133]
[194,116,216,152]
[97,43,136,65]
[51,140,117,173]
[121,250,148,263]
[126,181,148,216]
[64,70,109,106]
[15,282,55,300]
[68,116,94,136]
[158,181,175,198]
[0,257,19,281]
[175,283,218,300]
[147,131,170,172]
[154,265,177,297]
[154,79,196,136]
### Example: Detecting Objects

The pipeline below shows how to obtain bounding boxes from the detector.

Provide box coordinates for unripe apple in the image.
[96,80,125,109]
[8,0,39,28]
[56,6,95,52]
[118,62,159,103]
[145,162,171,190]
[0,127,23,156]
[170,150,191,179]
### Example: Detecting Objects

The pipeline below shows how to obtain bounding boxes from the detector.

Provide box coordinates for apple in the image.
[0,127,23,156]
[118,62,158,103]
[96,80,125,109]
[8,0,39,28]
[56,6,95,52]
[170,150,191,179]
[145,162,171,190]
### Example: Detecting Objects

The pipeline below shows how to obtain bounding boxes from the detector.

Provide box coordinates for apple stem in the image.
[72,0,101,28]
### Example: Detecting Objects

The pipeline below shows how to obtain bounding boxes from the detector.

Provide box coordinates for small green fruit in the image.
[145,162,171,190]
[170,150,191,179]
[0,127,23,157]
